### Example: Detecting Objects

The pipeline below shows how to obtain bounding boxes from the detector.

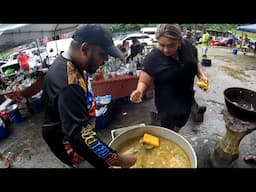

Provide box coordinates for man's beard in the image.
[85,56,98,74]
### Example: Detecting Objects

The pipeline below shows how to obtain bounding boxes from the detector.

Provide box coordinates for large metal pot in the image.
[109,125,197,168]
[224,87,256,122]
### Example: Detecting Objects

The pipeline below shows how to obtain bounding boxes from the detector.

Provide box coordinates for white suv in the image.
[140,27,157,42]
[114,33,156,47]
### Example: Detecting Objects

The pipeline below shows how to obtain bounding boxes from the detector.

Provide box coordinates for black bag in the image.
[201,58,212,67]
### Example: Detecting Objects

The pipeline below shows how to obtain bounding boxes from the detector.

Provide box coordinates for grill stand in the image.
[209,108,256,168]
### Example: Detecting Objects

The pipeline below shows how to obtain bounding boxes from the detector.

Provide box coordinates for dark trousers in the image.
[151,90,205,132]
[159,110,190,132]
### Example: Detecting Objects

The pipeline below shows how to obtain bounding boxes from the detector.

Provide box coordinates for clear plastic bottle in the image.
[128,59,133,75]
[133,61,137,75]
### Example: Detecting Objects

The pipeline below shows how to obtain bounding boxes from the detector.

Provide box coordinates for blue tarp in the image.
[237,24,256,33]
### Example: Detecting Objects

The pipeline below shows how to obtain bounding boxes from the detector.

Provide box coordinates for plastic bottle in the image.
[133,61,137,75]
[128,59,133,75]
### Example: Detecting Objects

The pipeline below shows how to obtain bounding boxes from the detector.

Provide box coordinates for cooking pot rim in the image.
[224,87,256,97]
[109,125,197,168]
[223,87,256,122]
[224,87,256,106]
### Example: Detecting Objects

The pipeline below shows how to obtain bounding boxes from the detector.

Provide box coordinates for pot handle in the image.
[111,123,146,140]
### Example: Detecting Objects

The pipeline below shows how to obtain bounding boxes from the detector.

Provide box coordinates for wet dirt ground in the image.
[1,46,256,168]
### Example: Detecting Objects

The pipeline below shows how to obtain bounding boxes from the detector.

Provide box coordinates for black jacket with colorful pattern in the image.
[42,55,120,168]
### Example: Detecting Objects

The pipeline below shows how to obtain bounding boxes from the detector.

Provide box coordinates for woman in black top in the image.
[130,24,208,132]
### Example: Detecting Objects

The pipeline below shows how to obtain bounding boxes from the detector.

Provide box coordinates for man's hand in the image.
[119,151,137,168]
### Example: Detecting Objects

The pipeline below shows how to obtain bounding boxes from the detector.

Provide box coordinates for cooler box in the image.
[0,120,8,140]
[201,58,212,67]
[5,104,23,124]
[232,48,237,55]
[28,97,42,113]
[95,106,110,130]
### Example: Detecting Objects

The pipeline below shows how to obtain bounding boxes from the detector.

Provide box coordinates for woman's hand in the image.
[198,74,208,84]
[130,89,143,103]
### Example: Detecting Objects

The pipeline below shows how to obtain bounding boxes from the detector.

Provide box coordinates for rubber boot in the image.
[191,91,206,122]
[149,111,160,126]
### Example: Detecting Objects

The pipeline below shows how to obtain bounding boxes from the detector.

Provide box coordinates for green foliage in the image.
[207,24,237,32]
[109,24,239,34]
[180,24,237,32]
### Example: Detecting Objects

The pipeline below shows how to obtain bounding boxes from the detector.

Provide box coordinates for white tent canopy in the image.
[0,24,81,52]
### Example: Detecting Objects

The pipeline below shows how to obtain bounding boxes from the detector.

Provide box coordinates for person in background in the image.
[183,28,207,123]
[32,51,42,70]
[118,40,129,62]
[41,24,137,168]
[126,37,143,62]
[231,35,236,48]
[241,34,249,55]
[183,28,196,46]
[181,27,187,38]
[242,34,249,46]
[130,24,208,132]
[201,28,210,58]
[17,51,30,71]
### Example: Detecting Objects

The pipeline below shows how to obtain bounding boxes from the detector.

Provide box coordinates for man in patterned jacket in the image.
[42,24,137,168]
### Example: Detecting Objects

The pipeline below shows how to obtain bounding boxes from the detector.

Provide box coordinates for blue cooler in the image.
[29,98,42,113]
[5,104,23,124]
[95,106,110,130]
[232,48,237,55]
[0,118,8,139]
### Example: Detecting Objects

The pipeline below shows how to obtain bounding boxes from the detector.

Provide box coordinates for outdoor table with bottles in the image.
[91,56,153,99]
[0,69,47,102]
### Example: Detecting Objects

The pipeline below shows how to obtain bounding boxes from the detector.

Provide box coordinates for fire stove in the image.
[208,87,256,168]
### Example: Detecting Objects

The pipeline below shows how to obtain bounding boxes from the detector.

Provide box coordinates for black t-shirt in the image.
[143,39,198,117]
[129,44,143,58]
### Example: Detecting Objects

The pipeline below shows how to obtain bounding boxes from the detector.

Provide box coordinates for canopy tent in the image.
[0,24,81,53]
[236,24,256,33]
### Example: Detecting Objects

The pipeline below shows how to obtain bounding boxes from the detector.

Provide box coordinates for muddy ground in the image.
[0,46,256,168]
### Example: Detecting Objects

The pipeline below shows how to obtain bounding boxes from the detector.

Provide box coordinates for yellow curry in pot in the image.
[117,136,191,168]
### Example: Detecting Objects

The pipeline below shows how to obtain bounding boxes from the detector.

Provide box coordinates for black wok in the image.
[224,87,256,122]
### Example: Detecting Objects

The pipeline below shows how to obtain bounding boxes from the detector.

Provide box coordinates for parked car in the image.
[0,59,7,67]
[210,36,227,46]
[114,33,156,47]
[140,27,157,42]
